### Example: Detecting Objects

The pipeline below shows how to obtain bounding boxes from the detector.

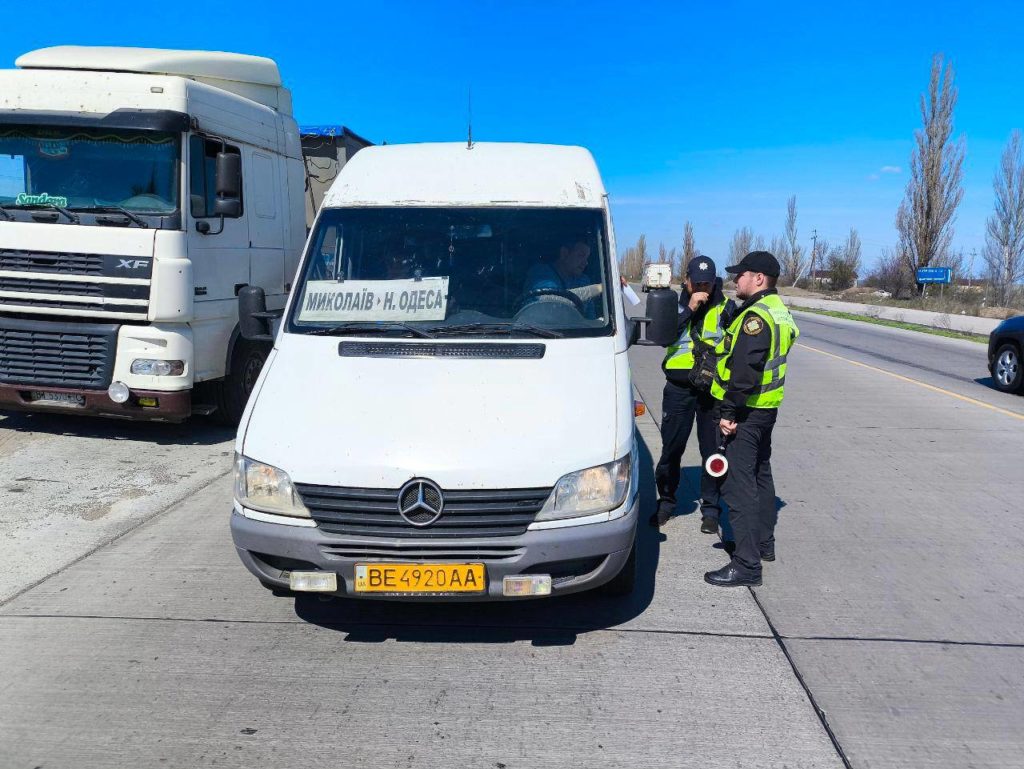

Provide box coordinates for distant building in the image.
[299,126,373,227]
[812,269,859,288]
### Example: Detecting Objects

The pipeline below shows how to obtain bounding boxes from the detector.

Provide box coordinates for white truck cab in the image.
[0,46,307,422]
[230,142,677,600]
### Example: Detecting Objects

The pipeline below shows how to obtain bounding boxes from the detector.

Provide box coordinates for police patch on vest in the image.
[743,316,764,335]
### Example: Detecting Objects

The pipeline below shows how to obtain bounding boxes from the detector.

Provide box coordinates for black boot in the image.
[704,562,761,587]
[760,543,775,562]
[700,515,718,534]
[649,500,674,528]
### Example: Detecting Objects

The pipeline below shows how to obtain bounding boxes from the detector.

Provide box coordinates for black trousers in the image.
[722,408,778,574]
[654,380,723,519]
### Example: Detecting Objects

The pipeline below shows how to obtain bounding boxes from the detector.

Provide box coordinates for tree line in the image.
[620,54,1024,308]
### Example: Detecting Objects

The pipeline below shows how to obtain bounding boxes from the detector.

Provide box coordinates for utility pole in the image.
[968,248,976,289]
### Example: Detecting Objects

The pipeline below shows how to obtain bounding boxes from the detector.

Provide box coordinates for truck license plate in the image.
[354,563,486,594]
[30,391,85,407]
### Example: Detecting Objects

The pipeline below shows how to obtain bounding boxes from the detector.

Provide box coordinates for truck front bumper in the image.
[230,495,639,601]
[0,384,191,422]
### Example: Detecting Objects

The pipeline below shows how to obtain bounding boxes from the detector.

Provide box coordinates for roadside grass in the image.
[791,306,989,344]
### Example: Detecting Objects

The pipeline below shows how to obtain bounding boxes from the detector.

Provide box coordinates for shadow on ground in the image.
[294,435,663,646]
[0,410,235,446]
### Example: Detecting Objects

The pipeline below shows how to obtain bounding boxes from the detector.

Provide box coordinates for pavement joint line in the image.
[0,468,234,611]
[748,587,854,769]
[6,612,1023,651]
[797,342,1024,422]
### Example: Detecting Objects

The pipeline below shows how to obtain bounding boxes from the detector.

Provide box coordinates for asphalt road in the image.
[1,303,1022,768]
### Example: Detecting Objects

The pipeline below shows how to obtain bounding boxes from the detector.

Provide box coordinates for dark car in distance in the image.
[989,316,1024,393]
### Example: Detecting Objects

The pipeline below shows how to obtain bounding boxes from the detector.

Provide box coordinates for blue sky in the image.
[4,1,1021,273]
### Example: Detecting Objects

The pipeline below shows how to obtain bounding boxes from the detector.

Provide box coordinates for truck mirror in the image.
[238,286,275,342]
[213,197,241,217]
[215,152,242,198]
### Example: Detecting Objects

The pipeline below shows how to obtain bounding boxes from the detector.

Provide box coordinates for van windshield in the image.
[289,207,613,338]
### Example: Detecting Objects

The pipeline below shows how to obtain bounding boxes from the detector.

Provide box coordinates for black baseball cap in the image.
[686,255,716,281]
[725,251,781,278]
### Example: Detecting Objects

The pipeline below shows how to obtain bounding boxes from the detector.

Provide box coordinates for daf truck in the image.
[0,46,312,423]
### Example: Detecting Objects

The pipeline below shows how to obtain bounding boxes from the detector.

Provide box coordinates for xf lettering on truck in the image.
[116,259,151,270]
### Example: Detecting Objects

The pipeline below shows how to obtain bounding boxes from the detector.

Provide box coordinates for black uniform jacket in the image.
[663,278,735,387]
[716,288,777,421]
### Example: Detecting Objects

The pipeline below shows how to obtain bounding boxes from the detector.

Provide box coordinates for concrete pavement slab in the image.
[783,639,1024,769]
[0,615,842,769]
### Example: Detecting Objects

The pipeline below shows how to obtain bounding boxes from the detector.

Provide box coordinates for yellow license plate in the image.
[354,563,486,594]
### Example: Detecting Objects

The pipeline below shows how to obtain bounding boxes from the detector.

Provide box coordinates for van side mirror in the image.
[628,287,678,347]
[238,286,277,343]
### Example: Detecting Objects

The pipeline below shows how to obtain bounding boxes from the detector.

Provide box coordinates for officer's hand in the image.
[719,419,737,436]
[688,291,710,311]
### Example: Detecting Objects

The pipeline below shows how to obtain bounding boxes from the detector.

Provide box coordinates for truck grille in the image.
[0,249,151,320]
[0,249,104,276]
[0,317,118,389]
[296,484,552,538]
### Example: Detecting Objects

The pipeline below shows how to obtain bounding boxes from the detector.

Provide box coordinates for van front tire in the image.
[213,339,269,425]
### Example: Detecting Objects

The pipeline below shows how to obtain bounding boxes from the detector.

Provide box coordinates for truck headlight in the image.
[534,453,632,521]
[234,454,310,518]
[130,359,185,376]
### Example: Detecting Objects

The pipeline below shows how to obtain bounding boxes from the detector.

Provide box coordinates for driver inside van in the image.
[523,240,604,317]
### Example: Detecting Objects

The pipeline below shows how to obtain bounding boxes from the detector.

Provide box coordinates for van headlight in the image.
[234,454,310,518]
[534,453,632,521]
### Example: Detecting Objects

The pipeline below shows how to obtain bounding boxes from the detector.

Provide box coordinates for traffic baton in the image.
[704,435,730,479]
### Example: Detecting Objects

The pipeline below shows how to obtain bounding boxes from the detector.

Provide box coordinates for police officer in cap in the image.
[651,255,734,529]
[704,251,799,587]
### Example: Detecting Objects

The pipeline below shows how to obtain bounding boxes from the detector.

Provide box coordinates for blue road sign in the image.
[916,267,952,284]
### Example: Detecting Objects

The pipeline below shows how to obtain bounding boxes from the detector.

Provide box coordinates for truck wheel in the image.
[599,539,637,597]
[992,343,1023,393]
[213,339,269,425]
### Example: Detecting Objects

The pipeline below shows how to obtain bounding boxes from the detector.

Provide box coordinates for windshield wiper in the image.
[0,202,79,224]
[0,206,12,221]
[428,322,564,339]
[69,205,148,228]
[302,322,436,339]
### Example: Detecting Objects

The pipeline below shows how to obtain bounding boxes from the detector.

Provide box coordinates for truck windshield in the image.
[0,126,179,214]
[290,207,614,338]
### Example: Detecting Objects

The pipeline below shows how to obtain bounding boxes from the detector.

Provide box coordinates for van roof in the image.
[16,46,282,86]
[323,142,606,208]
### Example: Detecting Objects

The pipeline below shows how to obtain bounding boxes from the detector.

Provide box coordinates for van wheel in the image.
[599,540,637,597]
[212,339,269,425]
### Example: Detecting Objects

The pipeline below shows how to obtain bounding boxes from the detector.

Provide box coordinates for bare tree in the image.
[896,54,965,286]
[781,195,805,283]
[618,234,649,281]
[769,235,787,264]
[678,221,697,281]
[983,130,1024,306]
[729,227,754,264]
[752,234,767,252]
[828,228,862,290]
[658,242,679,277]
[876,248,915,298]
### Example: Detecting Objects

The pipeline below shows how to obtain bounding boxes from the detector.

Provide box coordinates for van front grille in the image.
[296,484,552,538]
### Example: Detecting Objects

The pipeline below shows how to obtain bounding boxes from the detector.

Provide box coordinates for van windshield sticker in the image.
[298,277,450,323]
[16,192,69,207]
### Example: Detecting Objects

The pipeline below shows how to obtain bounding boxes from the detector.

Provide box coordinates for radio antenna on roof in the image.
[467,87,474,149]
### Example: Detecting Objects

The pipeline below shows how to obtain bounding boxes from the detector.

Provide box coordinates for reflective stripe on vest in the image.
[663,299,729,371]
[710,294,799,408]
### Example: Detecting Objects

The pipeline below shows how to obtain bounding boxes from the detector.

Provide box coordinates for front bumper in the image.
[0,383,191,422]
[231,495,639,601]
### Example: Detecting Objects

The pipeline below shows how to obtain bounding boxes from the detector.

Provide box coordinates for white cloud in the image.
[880,165,902,174]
